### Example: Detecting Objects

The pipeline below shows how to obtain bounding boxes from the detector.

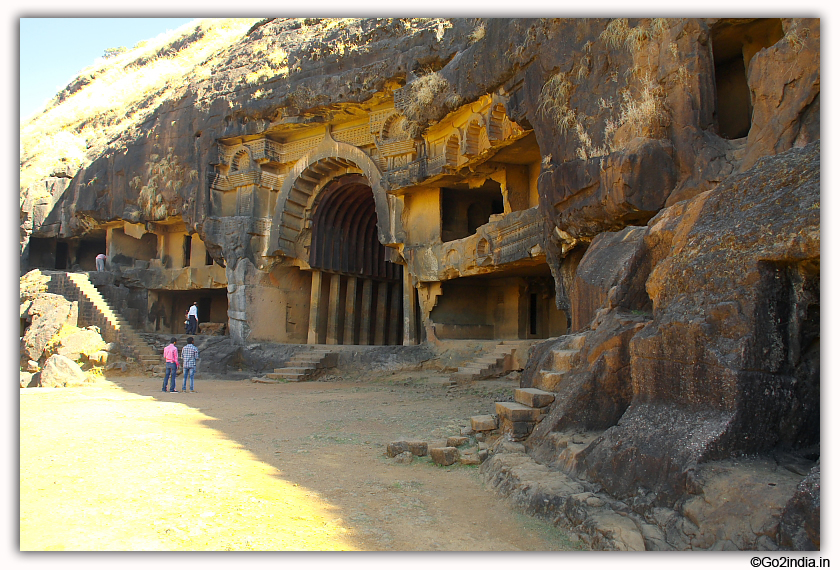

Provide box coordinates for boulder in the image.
[198,322,226,336]
[104,361,129,374]
[55,327,106,363]
[20,371,33,388]
[19,269,50,302]
[88,350,111,366]
[21,293,76,364]
[779,465,820,550]
[39,354,89,388]
[568,226,650,331]
[446,436,469,448]
[392,451,414,465]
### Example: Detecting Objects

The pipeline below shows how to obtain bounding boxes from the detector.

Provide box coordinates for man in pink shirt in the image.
[161,338,179,393]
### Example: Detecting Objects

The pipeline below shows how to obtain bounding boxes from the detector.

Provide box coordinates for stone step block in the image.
[470,415,498,432]
[515,388,556,408]
[265,372,306,381]
[429,447,459,466]
[446,436,469,447]
[500,417,536,436]
[537,371,566,392]
[275,367,315,374]
[386,440,428,457]
[458,451,482,466]
[495,401,541,422]
[548,349,580,373]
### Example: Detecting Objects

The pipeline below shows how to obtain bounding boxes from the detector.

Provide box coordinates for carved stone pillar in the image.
[374,281,389,345]
[307,270,323,345]
[403,271,417,346]
[326,273,342,345]
[343,276,358,345]
[388,281,400,345]
[359,279,373,345]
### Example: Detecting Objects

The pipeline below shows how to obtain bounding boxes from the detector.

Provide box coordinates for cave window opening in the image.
[55,241,69,270]
[441,180,504,242]
[529,293,538,336]
[183,235,192,268]
[711,18,784,140]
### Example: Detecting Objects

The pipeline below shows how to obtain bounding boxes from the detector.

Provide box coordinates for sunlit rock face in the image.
[20,17,820,550]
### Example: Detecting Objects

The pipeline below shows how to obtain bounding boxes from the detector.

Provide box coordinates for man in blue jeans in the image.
[161,338,179,393]
[181,337,200,393]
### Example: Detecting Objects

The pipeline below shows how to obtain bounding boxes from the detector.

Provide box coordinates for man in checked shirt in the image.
[181,337,200,393]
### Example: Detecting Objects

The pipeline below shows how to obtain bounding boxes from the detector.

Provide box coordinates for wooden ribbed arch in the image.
[309,175,399,280]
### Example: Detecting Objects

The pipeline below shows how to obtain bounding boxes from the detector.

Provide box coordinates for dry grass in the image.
[20,18,259,193]
[599,18,669,52]
[783,26,810,53]
[538,71,576,133]
[542,67,669,161]
[130,147,198,220]
[402,70,461,121]
[469,22,486,45]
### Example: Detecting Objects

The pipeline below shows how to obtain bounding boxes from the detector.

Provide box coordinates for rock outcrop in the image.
[499,141,819,549]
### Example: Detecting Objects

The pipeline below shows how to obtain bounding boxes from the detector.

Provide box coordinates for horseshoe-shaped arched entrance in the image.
[307,174,403,345]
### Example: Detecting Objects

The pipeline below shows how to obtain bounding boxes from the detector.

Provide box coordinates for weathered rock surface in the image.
[501,141,820,549]
[586,141,820,502]
[39,354,90,388]
[778,465,820,550]
[21,293,77,366]
[54,327,106,363]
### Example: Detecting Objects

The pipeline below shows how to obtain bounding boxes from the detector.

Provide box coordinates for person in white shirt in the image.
[187,302,199,335]
[95,253,106,271]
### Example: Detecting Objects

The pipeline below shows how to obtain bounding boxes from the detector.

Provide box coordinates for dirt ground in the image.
[19,368,585,551]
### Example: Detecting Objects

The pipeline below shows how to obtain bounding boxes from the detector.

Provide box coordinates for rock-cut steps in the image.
[450,342,521,384]
[259,349,339,383]
[469,387,557,443]
[56,272,160,371]
[533,333,587,392]
[467,333,589,442]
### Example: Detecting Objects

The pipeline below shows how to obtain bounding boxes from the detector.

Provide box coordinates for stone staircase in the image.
[495,388,556,441]
[450,342,521,384]
[260,348,338,382]
[533,333,587,391]
[468,333,589,442]
[48,271,160,371]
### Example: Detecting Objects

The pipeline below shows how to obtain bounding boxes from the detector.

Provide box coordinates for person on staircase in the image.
[187,302,199,335]
[162,338,179,393]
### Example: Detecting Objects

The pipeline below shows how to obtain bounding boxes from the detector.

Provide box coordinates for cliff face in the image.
[20,17,820,550]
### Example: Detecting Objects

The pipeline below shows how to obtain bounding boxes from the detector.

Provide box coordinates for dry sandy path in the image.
[20,371,583,551]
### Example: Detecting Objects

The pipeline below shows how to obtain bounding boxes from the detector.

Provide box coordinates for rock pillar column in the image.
[307,270,323,345]
[388,281,401,346]
[326,273,342,345]
[343,276,358,345]
[374,281,389,345]
[403,271,417,346]
[359,279,373,345]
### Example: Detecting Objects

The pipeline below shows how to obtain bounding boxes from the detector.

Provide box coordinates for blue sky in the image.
[19,17,196,122]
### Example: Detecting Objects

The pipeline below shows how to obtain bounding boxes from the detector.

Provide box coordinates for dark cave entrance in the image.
[711,18,784,140]
[307,174,405,345]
